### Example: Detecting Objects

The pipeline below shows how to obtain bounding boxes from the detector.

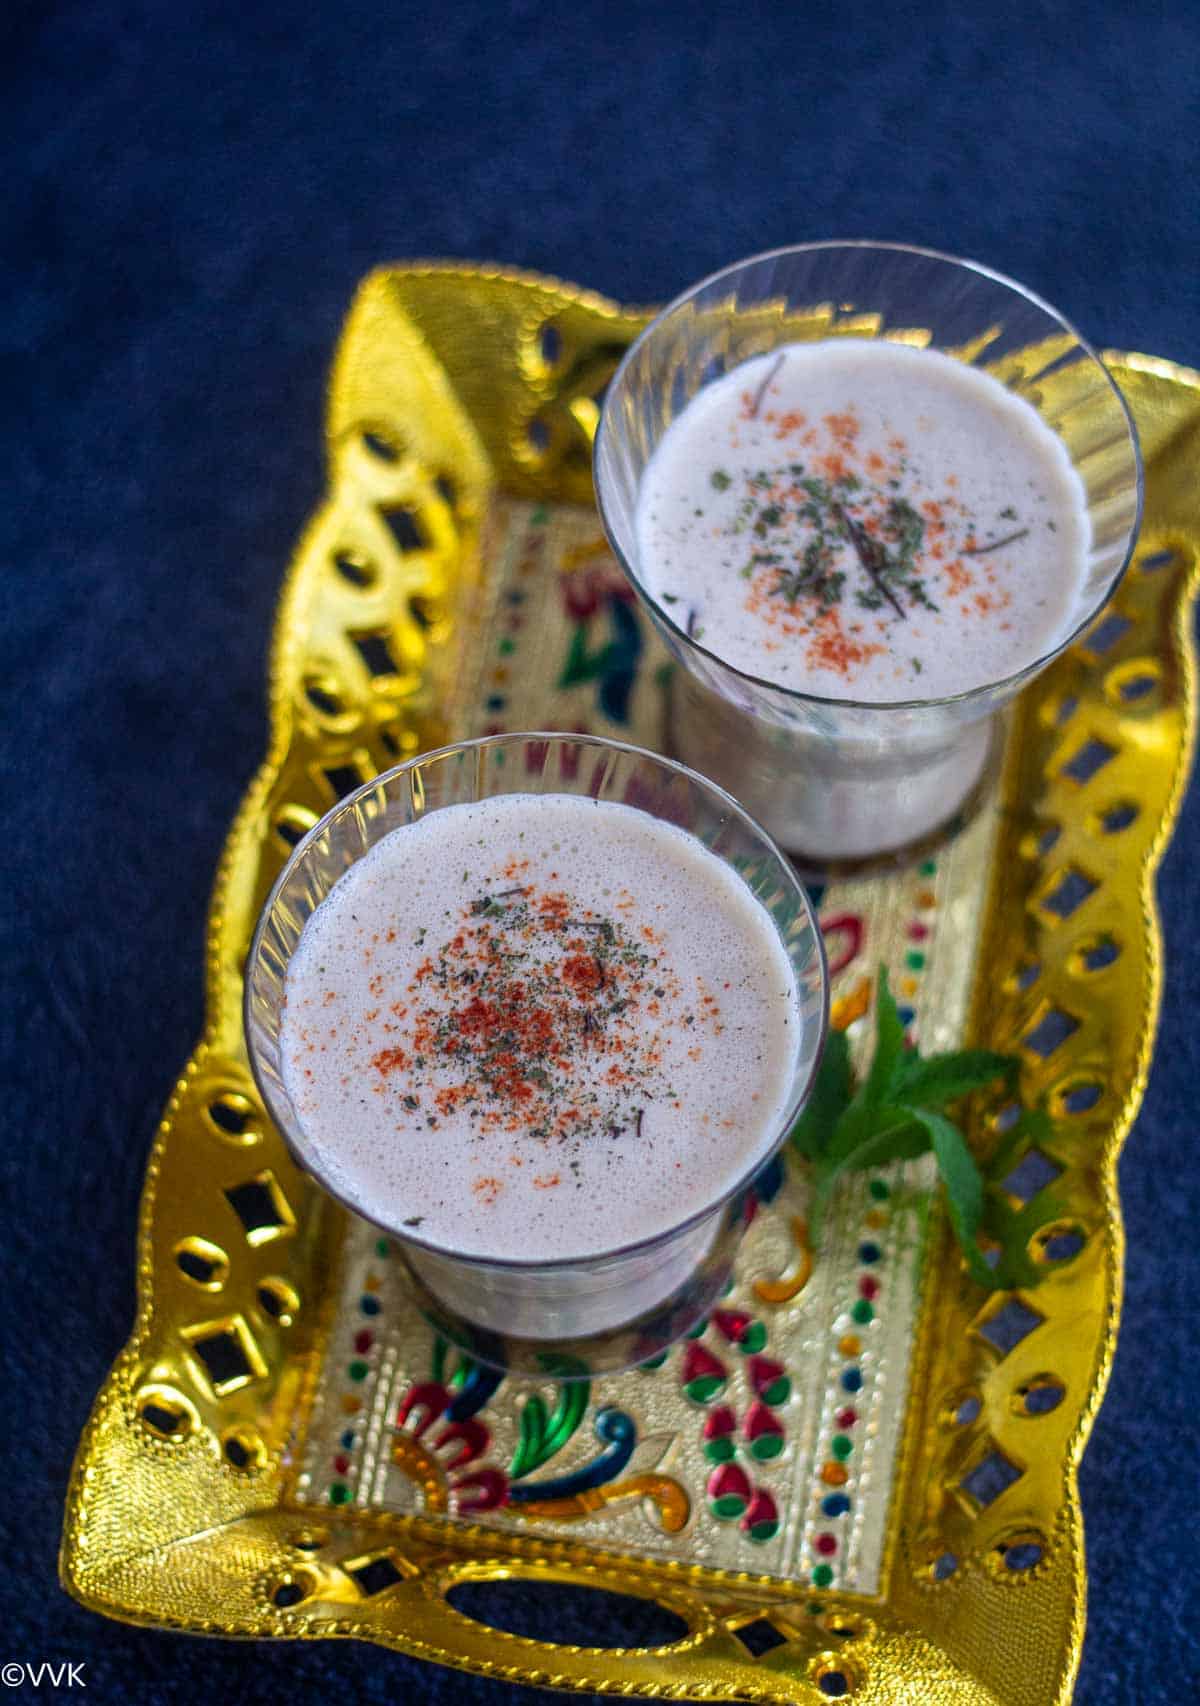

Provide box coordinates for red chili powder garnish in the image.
[351,883,680,1150]
[824,410,861,449]
[806,608,887,676]
[709,401,1019,683]
[561,953,603,997]
[371,1046,409,1078]
[774,409,807,440]
[943,558,974,596]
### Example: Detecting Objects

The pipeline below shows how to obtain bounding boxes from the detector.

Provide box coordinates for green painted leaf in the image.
[790,1028,851,1160]
[896,1049,1016,1109]
[686,1374,726,1405]
[711,1494,748,1520]
[431,1334,473,1390]
[543,1378,590,1463]
[509,1357,591,1480]
[903,1105,992,1288]
[510,1394,549,1481]
[557,625,615,689]
[749,1434,784,1460]
[431,1335,448,1385]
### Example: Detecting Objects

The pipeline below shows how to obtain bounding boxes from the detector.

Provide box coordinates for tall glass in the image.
[594,242,1143,866]
[244,733,827,1375]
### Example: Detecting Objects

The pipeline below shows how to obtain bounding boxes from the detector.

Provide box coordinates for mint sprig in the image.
[793,966,1052,1288]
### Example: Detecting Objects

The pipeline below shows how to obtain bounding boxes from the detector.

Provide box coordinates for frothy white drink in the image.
[636,340,1090,701]
[279,795,800,1266]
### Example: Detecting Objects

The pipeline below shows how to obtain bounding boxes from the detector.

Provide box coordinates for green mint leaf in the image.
[903,1105,992,1287]
[820,966,909,1165]
[985,1104,1056,1188]
[810,1106,929,1237]
[791,962,1052,1294]
[826,1096,929,1165]
[987,1245,1040,1292]
[862,964,906,1107]
[983,1193,1067,1291]
[789,1027,852,1160]
[896,1049,1016,1110]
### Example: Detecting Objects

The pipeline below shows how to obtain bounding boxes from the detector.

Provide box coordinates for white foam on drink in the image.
[279,794,800,1260]
[635,340,1090,701]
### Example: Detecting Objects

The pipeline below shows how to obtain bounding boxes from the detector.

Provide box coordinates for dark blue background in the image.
[5,2,1198,1700]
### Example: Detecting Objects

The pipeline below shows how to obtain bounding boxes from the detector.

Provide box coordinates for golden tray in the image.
[61,266,1200,1706]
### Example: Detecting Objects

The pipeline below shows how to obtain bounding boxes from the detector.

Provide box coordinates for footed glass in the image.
[595,241,1143,866]
[245,732,827,1375]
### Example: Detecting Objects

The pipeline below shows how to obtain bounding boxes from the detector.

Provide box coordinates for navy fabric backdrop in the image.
[4,2,1198,1700]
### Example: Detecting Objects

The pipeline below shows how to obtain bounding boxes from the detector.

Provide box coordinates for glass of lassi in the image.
[245,733,827,1375]
[595,242,1142,867]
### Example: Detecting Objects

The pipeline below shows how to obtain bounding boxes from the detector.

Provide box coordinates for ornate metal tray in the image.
[61,266,1199,1705]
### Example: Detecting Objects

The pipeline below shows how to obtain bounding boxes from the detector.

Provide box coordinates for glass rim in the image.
[243,729,830,1270]
[594,238,1145,715]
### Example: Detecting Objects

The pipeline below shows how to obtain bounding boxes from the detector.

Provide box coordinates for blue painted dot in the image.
[360,1294,381,1316]
[822,1493,851,1517]
[841,1367,863,1394]
[898,1005,915,1026]
[340,1429,355,1451]
[507,589,525,605]
[486,694,506,711]
[752,1153,785,1204]
[857,1242,882,1264]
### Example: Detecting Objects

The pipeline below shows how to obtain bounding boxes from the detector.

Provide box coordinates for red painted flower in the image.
[747,1355,791,1407]
[741,1487,780,1543]
[707,1460,752,1521]
[681,1340,728,1405]
[393,1381,509,1513]
[702,1404,737,1463]
[562,561,635,622]
[742,1401,785,1462]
